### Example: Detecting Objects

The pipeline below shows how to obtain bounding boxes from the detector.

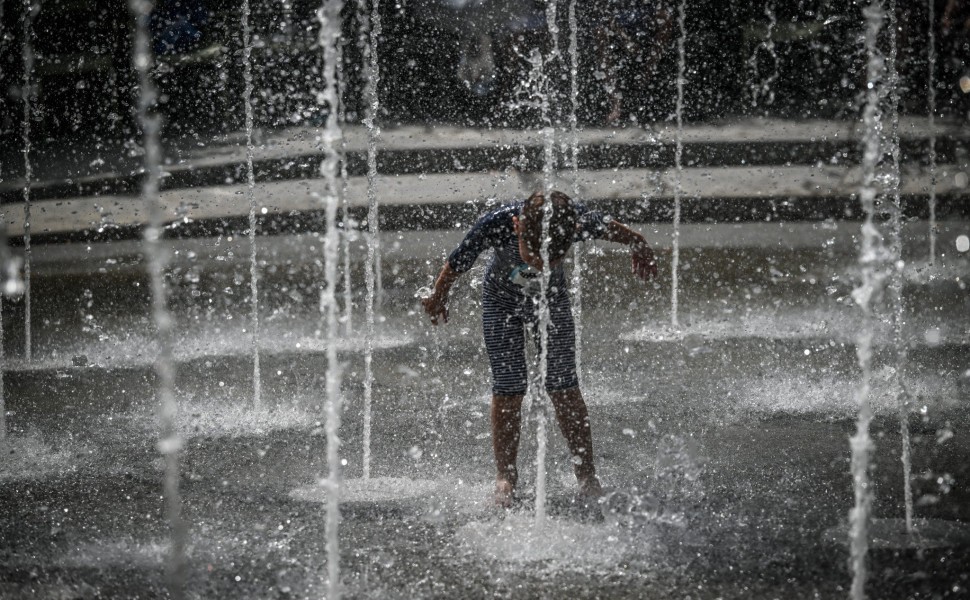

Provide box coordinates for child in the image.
[421,190,657,508]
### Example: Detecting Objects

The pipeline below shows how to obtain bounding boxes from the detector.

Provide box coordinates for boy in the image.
[421,190,657,508]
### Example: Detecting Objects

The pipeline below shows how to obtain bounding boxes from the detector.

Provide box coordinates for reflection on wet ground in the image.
[1,230,968,598]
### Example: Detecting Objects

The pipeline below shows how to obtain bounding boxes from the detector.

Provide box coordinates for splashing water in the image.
[317,1,346,597]
[524,43,558,524]
[730,367,957,419]
[927,0,939,266]
[537,57,556,525]
[507,43,560,523]
[242,0,262,408]
[546,0,560,61]
[21,0,35,362]
[0,315,412,374]
[290,477,440,504]
[849,5,892,598]
[671,0,687,329]
[170,392,317,439]
[130,0,187,595]
[456,513,633,567]
[0,296,4,447]
[359,0,382,481]
[747,2,778,109]
[0,216,24,443]
[567,0,584,379]
[884,0,915,535]
[336,34,354,336]
[459,435,704,569]
[0,430,89,481]
[621,306,871,343]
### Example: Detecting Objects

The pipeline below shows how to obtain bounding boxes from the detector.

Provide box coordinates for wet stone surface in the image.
[1,234,969,599]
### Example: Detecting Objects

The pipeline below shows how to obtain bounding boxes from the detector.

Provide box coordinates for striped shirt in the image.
[447,200,609,300]
[447,200,609,394]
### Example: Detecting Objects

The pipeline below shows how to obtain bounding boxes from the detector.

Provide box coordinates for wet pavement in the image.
[4,118,970,239]
[1,218,969,598]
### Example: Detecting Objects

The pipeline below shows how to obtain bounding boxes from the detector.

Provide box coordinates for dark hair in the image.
[519,190,577,263]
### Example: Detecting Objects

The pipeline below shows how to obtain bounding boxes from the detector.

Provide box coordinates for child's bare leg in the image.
[549,386,602,497]
[491,394,524,507]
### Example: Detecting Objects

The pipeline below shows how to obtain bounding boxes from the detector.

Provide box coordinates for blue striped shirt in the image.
[447,201,609,298]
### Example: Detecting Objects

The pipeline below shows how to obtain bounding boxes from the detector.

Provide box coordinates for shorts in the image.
[482,284,579,396]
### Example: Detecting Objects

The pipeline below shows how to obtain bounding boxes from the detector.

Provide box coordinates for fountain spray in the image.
[510,44,557,523]
[567,0,583,379]
[927,0,938,266]
[747,2,778,110]
[538,39,558,524]
[21,0,35,361]
[242,0,262,408]
[358,0,381,480]
[0,216,24,448]
[317,1,346,596]
[671,0,687,329]
[130,0,187,596]
[367,0,383,311]
[849,4,892,599]
[0,269,4,447]
[884,0,914,535]
[336,33,354,336]
[546,0,560,62]
[0,299,4,449]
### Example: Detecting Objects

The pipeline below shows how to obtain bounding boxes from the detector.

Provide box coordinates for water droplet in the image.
[956,235,969,253]
[960,76,970,94]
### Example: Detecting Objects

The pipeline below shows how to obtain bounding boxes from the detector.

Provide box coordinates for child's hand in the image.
[421,294,449,325]
[631,242,658,282]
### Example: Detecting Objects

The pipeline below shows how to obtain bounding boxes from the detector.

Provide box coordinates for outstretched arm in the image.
[601,220,658,282]
[421,261,462,325]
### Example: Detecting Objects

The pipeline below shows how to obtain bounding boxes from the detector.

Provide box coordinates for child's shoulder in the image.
[476,201,522,227]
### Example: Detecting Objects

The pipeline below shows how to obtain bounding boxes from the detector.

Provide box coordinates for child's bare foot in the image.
[493,479,516,509]
[578,476,603,500]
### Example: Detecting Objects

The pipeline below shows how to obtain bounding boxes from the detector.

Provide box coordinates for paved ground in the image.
[3,118,970,238]
[1,210,969,598]
[1,117,969,598]
[4,117,966,193]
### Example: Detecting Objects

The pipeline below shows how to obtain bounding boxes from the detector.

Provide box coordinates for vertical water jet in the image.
[567,0,583,377]
[567,0,583,381]
[242,0,261,408]
[336,32,354,336]
[130,0,186,595]
[671,0,686,329]
[884,0,914,535]
[359,0,381,479]
[0,291,5,448]
[849,4,891,598]
[508,44,558,522]
[317,2,345,596]
[927,0,938,266]
[747,2,778,110]
[21,0,34,361]
[0,227,24,447]
[537,42,558,525]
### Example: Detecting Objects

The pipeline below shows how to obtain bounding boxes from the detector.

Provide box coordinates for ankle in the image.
[577,475,603,497]
[494,479,516,509]
[495,478,515,493]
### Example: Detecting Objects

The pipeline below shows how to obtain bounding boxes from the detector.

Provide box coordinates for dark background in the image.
[0,0,967,148]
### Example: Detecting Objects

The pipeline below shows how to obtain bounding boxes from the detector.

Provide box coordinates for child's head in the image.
[514,190,577,269]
